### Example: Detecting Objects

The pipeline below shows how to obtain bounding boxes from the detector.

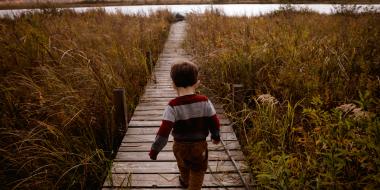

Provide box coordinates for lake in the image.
[0,4,379,18]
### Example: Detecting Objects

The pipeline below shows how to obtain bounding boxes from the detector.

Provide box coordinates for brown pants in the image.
[173,140,208,190]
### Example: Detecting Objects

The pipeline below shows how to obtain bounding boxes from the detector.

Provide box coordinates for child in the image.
[149,61,221,189]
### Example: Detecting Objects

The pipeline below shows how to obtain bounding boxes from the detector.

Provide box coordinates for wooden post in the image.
[232,84,244,110]
[146,51,152,72]
[146,51,156,83]
[113,88,128,150]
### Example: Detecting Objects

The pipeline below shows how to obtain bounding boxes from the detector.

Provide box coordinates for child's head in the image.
[170,61,199,88]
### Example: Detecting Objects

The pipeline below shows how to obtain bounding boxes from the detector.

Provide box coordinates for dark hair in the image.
[170,61,199,88]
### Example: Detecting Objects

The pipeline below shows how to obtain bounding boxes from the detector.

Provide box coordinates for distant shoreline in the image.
[1,0,380,10]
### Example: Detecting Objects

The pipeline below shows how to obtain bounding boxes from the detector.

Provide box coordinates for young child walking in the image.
[149,61,221,189]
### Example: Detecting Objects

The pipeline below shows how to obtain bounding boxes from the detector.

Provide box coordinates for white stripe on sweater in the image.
[163,100,216,122]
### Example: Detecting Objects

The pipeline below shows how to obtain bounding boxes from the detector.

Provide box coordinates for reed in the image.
[0,8,173,189]
[185,7,380,189]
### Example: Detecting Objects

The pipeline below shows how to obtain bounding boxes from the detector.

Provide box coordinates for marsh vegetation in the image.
[0,8,172,189]
[185,8,380,189]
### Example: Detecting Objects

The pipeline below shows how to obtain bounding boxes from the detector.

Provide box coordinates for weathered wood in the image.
[135,105,167,111]
[140,97,173,102]
[103,188,247,190]
[142,94,177,98]
[119,141,241,151]
[133,107,225,115]
[122,133,237,143]
[114,150,244,161]
[131,109,165,116]
[138,101,169,105]
[130,113,228,121]
[103,21,251,189]
[146,51,153,73]
[132,109,227,117]
[134,104,224,113]
[125,125,234,134]
[103,173,251,188]
[129,119,231,127]
[113,88,128,150]
[110,161,247,174]
[144,90,176,93]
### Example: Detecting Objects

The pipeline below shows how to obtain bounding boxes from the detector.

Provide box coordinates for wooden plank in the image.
[142,94,176,98]
[132,110,228,118]
[135,105,166,111]
[144,89,176,93]
[143,90,174,93]
[143,91,175,94]
[154,82,173,85]
[153,79,171,81]
[146,82,172,85]
[114,150,244,161]
[136,102,168,106]
[103,173,251,188]
[149,74,170,76]
[147,83,173,86]
[126,125,234,134]
[129,119,231,127]
[104,188,246,190]
[119,141,241,151]
[103,188,246,190]
[145,86,173,89]
[130,102,222,110]
[122,133,237,143]
[130,114,228,121]
[140,98,172,103]
[131,110,165,116]
[110,161,247,174]
[134,105,225,113]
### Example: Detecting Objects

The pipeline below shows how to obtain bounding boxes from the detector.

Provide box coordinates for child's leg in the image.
[188,170,205,190]
[173,141,190,186]
[174,141,208,189]
[188,141,208,190]
[178,164,190,186]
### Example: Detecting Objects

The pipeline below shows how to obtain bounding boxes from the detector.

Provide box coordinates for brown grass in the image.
[0,8,173,189]
[1,0,380,10]
[185,8,380,189]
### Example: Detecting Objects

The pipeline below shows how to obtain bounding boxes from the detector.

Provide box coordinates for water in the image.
[1,4,379,18]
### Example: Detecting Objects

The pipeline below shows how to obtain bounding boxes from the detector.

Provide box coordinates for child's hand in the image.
[212,139,220,144]
[149,149,158,160]
[149,154,157,160]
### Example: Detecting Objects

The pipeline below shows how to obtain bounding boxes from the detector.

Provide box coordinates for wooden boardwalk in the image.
[103,21,252,189]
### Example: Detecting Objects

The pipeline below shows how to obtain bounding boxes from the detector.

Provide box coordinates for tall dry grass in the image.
[185,7,380,189]
[0,8,173,189]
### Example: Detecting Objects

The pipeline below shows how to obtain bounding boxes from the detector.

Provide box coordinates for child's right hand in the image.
[212,139,220,144]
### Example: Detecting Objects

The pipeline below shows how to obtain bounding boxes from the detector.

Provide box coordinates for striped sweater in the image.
[149,94,220,157]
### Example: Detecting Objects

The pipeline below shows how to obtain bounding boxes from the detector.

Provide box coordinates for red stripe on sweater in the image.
[169,94,208,106]
[157,120,174,138]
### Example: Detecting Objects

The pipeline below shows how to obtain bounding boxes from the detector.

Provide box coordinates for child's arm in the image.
[149,106,175,160]
[207,100,221,143]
